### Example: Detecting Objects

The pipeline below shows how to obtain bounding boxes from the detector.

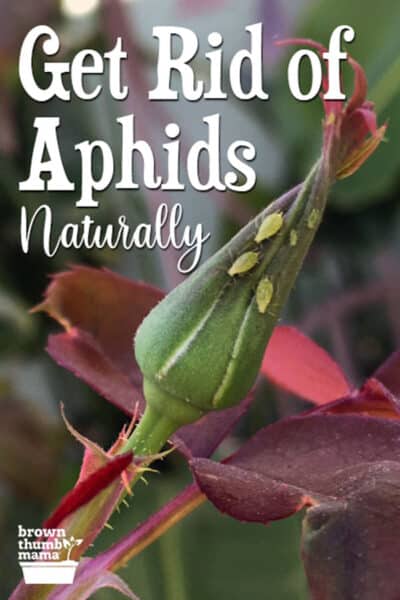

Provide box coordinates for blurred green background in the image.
[1,0,399,598]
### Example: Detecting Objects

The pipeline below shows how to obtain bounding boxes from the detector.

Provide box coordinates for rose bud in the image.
[134,163,328,431]
[128,39,386,454]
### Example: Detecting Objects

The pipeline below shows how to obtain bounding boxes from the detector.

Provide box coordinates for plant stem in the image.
[120,405,178,456]
[158,483,187,600]
[100,483,206,573]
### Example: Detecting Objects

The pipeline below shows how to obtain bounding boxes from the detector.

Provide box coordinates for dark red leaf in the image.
[191,414,400,524]
[47,330,143,416]
[313,377,400,420]
[262,326,351,404]
[302,462,400,600]
[35,266,164,387]
[191,413,400,599]
[43,452,133,530]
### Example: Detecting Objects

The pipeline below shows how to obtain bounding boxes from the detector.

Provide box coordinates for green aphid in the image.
[254,212,284,244]
[256,277,274,314]
[228,251,259,277]
[307,209,320,230]
[290,229,298,247]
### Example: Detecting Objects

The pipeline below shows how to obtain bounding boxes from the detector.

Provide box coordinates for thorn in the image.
[122,498,130,508]
[157,445,176,460]
[126,403,140,438]
[104,522,114,531]
[137,466,160,476]
[121,471,133,496]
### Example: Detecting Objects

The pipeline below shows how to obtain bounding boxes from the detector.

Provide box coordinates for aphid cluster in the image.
[227,211,286,314]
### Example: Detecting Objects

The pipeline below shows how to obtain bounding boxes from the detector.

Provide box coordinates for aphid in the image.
[307,209,320,229]
[254,212,284,244]
[256,277,274,314]
[290,229,298,247]
[326,112,336,126]
[228,251,259,277]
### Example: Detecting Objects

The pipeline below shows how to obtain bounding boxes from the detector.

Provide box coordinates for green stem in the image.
[120,405,178,456]
[158,483,187,600]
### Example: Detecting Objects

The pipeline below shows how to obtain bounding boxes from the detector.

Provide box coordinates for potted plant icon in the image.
[63,535,83,562]
[19,536,83,584]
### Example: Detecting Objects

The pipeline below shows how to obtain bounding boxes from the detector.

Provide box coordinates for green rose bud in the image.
[133,160,330,434]
[122,37,385,459]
